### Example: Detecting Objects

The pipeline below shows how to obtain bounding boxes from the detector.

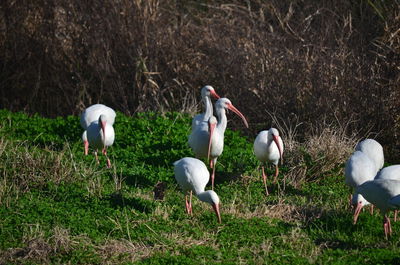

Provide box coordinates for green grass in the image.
[1,109,400,264]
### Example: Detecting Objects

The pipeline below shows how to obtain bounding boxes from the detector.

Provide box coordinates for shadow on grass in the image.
[213,170,243,186]
[124,173,154,188]
[108,192,154,214]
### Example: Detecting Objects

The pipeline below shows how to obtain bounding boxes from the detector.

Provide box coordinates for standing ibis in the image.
[189,98,248,189]
[253,128,284,195]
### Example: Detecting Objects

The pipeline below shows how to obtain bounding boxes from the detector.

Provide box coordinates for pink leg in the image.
[84,140,89,155]
[262,166,269,196]
[209,158,217,190]
[274,165,279,183]
[395,210,398,222]
[211,166,216,191]
[384,215,392,239]
[189,191,193,215]
[370,205,374,215]
[102,148,112,168]
[185,195,191,215]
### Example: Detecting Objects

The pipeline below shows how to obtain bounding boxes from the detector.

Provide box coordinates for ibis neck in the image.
[215,107,227,133]
[203,95,213,121]
[196,190,212,204]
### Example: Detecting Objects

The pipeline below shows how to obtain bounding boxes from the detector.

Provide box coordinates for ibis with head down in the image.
[173,157,222,223]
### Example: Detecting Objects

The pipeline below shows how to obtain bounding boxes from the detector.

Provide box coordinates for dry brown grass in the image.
[225,195,324,225]
[291,122,358,186]
[0,222,219,264]
[0,225,88,264]
[96,239,155,264]
[0,138,101,206]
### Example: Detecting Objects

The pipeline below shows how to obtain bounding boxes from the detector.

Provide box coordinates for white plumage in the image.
[347,139,385,223]
[202,98,249,190]
[80,104,116,155]
[253,128,284,195]
[189,98,248,161]
[80,104,116,129]
[356,179,400,239]
[345,150,378,223]
[80,104,116,167]
[191,85,220,131]
[375,165,400,221]
[345,151,377,189]
[355,138,384,172]
[173,157,221,223]
[375,165,400,181]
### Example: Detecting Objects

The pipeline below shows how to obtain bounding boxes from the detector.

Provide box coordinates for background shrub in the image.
[0,0,399,159]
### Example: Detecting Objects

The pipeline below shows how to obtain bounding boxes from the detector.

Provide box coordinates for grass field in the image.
[1,109,400,264]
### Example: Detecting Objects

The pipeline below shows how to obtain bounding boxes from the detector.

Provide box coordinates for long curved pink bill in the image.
[212,203,222,223]
[273,135,283,164]
[228,104,249,128]
[211,90,221,99]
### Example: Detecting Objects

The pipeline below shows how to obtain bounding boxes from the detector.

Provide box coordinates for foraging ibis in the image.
[80,104,116,155]
[375,165,400,181]
[345,151,377,223]
[345,151,377,189]
[375,165,400,221]
[173,157,222,223]
[86,114,115,168]
[203,98,249,189]
[356,179,400,239]
[191,85,220,131]
[355,139,384,172]
[253,128,284,195]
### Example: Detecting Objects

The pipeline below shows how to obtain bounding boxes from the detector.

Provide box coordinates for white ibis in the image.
[345,151,378,223]
[173,157,221,223]
[204,98,249,190]
[253,128,284,195]
[375,165,400,221]
[356,179,400,239]
[191,85,220,131]
[80,104,116,155]
[345,151,377,189]
[188,98,248,189]
[376,165,400,180]
[86,114,115,168]
[355,139,384,172]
